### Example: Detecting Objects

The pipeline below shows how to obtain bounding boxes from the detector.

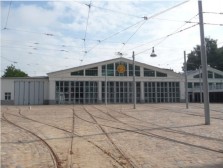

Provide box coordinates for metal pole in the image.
[105,64,107,106]
[133,51,136,109]
[184,51,188,109]
[198,0,210,125]
[199,66,202,103]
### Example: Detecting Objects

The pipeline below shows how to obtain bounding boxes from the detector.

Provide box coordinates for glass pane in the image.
[85,67,98,76]
[144,68,155,77]
[71,70,84,76]
[156,71,167,77]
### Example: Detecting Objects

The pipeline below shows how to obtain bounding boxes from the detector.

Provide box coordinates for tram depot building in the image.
[1,57,223,105]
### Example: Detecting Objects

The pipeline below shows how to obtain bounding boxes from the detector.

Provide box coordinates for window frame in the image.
[5,92,11,100]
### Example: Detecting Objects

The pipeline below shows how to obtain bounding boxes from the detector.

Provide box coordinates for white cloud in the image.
[1,0,223,76]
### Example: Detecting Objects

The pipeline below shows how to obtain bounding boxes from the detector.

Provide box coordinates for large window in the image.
[5,92,11,100]
[102,81,138,103]
[85,67,98,76]
[102,63,114,76]
[144,68,155,77]
[188,82,192,88]
[71,70,84,76]
[156,71,167,77]
[129,64,140,76]
[56,81,98,104]
[144,82,156,103]
[194,73,202,78]
[214,73,223,78]
[208,71,213,78]
[144,82,180,103]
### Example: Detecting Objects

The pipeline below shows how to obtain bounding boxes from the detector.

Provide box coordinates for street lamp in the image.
[132,47,157,109]
[150,47,157,57]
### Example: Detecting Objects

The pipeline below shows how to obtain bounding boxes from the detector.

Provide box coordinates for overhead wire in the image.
[186,21,223,26]
[129,22,222,53]
[80,1,92,65]
[1,55,18,64]
[82,0,191,58]
[147,14,199,50]
[1,0,192,58]
[145,0,189,20]
[130,13,198,51]
[1,39,121,53]
[2,27,55,37]
[90,4,142,18]
[1,44,71,53]
[2,0,12,30]
[89,0,191,56]
[118,20,147,53]
[86,19,145,53]
[73,0,142,18]
[83,1,92,52]
[203,11,223,15]
[1,31,125,45]
[135,23,199,56]
[3,0,222,73]
[117,0,192,55]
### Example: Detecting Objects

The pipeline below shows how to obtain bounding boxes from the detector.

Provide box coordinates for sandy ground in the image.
[1,103,223,168]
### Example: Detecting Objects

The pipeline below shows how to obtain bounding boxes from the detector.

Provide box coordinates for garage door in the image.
[14,81,44,105]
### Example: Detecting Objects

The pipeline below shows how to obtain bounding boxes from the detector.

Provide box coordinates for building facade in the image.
[1,58,223,105]
[187,67,223,102]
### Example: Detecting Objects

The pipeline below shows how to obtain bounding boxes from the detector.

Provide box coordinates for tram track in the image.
[9,107,133,168]
[2,110,62,168]
[3,105,223,168]
[17,107,123,168]
[82,105,138,168]
[94,105,223,142]
[90,105,223,154]
[72,105,223,155]
[66,108,75,168]
[137,104,223,120]
[188,104,223,113]
[75,105,223,151]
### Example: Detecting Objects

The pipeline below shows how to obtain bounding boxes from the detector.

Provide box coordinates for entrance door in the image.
[14,81,44,105]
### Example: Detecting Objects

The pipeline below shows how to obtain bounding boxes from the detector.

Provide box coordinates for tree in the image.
[2,64,28,77]
[186,38,223,71]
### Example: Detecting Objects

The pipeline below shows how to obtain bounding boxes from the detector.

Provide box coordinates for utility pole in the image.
[184,51,188,109]
[198,0,210,125]
[199,66,202,103]
[133,51,136,109]
[105,64,107,106]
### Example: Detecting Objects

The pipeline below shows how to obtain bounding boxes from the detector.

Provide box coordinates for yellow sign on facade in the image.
[117,64,126,73]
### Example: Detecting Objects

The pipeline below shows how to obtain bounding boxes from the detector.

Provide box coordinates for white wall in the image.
[1,79,14,100]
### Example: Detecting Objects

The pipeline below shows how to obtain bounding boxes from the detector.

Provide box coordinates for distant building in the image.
[1,57,223,105]
[186,66,223,103]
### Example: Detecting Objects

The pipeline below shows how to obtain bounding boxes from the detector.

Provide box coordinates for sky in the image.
[1,0,223,76]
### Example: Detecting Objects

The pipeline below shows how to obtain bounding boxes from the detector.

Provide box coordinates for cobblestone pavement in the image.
[1,103,223,168]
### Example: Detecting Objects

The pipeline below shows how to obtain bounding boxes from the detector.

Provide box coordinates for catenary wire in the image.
[87,0,190,56]
[118,20,147,54]
[1,55,18,64]
[2,27,55,37]
[3,0,12,30]
[129,13,198,51]
[83,1,92,53]
[90,4,142,18]
[74,0,142,18]
[203,11,223,15]
[86,19,145,53]
[147,14,199,51]
[115,0,191,55]
[135,23,199,56]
